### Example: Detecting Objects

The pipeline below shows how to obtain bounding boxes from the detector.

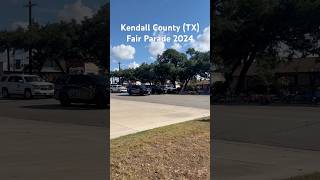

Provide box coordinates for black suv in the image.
[54,74,109,108]
[147,85,164,94]
[128,84,150,96]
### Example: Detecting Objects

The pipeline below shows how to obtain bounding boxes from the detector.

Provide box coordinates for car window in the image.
[8,76,23,82]
[89,75,106,86]
[24,76,44,82]
[68,75,93,85]
[68,75,83,85]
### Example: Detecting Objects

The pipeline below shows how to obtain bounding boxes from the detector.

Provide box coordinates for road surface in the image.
[0,97,108,180]
[213,105,320,179]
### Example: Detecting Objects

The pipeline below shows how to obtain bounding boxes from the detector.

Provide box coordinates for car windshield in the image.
[90,75,107,85]
[24,76,44,82]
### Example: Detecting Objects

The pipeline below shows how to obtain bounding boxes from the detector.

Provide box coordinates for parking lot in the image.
[0,97,108,180]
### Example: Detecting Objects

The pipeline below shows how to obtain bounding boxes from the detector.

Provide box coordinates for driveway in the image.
[110,94,210,139]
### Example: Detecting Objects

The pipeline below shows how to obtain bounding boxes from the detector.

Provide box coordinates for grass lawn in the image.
[111,119,210,180]
[285,173,320,180]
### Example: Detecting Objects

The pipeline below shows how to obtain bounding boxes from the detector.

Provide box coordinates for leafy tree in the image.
[214,0,320,94]
[157,49,187,87]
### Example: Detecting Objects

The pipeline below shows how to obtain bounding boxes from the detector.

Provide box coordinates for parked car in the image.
[110,84,127,93]
[312,87,320,104]
[0,74,54,99]
[54,74,108,108]
[148,85,164,94]
[161,84,177,94]
[128,84,151,96]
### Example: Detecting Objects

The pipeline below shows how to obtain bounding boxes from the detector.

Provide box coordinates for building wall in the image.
[0,49,28,72]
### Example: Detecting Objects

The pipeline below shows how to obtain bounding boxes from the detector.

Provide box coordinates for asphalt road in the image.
[0,97,108,127]
[111,93,210,109]
[212,105,320,179]
[212,105,320,150]
[0,97,108,180]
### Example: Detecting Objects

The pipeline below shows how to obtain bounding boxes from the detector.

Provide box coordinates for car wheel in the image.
[60,93,71,106]
[95,95,107,108]
[2,88,10,98]
[24,89,33,99]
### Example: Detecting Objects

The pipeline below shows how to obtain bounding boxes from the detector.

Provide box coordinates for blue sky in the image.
[0,0,105,30]
[110,0,210,70]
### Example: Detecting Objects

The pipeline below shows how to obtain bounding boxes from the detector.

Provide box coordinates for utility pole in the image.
[25,0,37,74]
[118,62,121,85]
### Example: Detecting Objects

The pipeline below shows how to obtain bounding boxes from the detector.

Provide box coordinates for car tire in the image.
[1,88,10,98]
[95,94,107,109]
[24,89,33,99]
[60,93,71,106]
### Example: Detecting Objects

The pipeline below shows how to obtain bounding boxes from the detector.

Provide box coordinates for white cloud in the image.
[11,21,28,30]
[128,61,140,69]
[149,56,156,61]
[190,26,210,52]
[171,43,182,51]
[111,44,136,60]
[148,41,166,57]
[57,0,94,23]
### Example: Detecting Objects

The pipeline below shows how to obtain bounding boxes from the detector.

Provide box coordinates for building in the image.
[0,49,28,72]
[232,58,320,94]
[0,49,102,81]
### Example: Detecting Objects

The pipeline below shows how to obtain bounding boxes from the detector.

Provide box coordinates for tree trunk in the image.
[180,78,190,93]
[235,50,257,94]
[223,58,242,92]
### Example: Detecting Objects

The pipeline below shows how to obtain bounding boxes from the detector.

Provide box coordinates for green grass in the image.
[285,173,320,180]
[111,119,210,180]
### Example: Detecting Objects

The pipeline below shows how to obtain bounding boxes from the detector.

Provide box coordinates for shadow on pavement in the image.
[0,97,49,101]
[211,103,320,108]
[21,104,108,110]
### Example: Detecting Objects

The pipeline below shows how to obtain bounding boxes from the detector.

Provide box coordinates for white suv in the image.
[0,74,54,99]
[110,84,127,93]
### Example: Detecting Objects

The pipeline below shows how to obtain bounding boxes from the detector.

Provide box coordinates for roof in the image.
[233,58,320,76]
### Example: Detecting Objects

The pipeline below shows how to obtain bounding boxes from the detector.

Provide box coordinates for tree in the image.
[157,49,187,87]
[134,63,155,84]
[178,48,210,92]
[213,0,320,94]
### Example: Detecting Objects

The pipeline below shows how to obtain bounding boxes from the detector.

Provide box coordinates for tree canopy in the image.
[111,48,210,92]
[213,0,320,94]
[0,3,109,74]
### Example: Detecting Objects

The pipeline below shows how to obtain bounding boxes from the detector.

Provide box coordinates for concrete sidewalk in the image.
[110,99,210,139]
[214,140,320,180]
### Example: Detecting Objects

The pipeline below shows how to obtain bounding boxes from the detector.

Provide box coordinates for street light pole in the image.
[118,62,121,85]
[25,0,37,74]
